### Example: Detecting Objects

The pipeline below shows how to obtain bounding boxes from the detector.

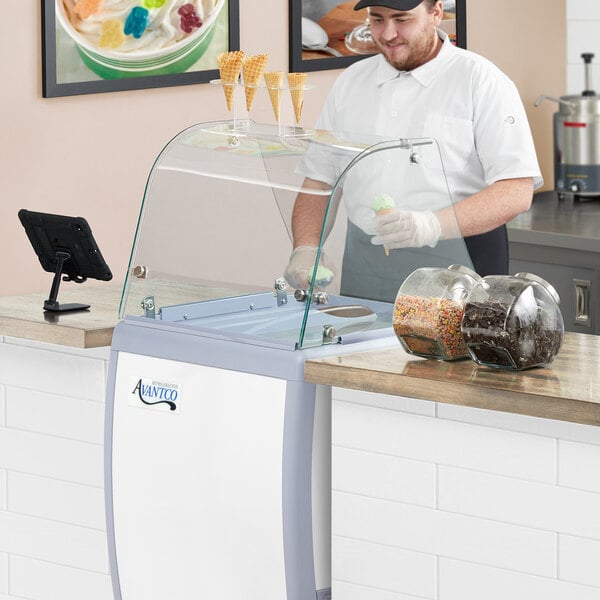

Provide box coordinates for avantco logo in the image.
[129,377,181,413]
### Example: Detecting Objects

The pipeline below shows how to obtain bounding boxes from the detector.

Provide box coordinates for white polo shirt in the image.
[304,31,542,231]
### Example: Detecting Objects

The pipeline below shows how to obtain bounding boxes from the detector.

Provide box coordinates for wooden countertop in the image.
[0,279,260,349]
[0,284,121,349]
[305,332,600,426]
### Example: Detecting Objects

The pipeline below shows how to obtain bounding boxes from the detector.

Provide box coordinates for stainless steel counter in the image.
[508,190,600,252]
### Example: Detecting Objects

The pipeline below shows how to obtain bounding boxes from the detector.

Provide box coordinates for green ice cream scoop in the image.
[371,193,395,212]
[308,265,334,287]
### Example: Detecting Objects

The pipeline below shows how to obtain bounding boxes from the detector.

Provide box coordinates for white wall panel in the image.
[439,557,600,600]
[0,553,7,594]
[6,388,104,444]
[7,472,104,530]
[0,511,108,573]
[333,536,436,599]
[567,21,600,64]
[558,441,600,493]
[333,580,425,600]
[0,386,5,426]
[0,428,102,487]
[333,446,435,507]
[559,534,600,588]
[0,338,109,599]
[333,401,556,482]
[333,491,555,577]
[438,466,600,539]
[0,345,105,403]
[0,471,5,511]
[10,556,112,600]
[567,0,600,19]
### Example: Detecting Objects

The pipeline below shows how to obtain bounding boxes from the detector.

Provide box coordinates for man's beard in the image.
[377,30,438,71]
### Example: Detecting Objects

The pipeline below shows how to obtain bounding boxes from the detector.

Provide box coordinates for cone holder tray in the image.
[209,79,315,139]
[209,79,316,92]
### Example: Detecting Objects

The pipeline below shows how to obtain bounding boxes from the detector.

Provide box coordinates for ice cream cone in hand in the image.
[287,72,307,124]
[264,71,283,122]
[217,50,245,111]
[371,193,396,256]
[242,54,268,112]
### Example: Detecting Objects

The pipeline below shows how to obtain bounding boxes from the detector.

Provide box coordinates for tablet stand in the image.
[43,251,90,312]
[18,209,113,314]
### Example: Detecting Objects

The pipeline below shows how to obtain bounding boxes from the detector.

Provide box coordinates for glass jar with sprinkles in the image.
[393,264,482,361]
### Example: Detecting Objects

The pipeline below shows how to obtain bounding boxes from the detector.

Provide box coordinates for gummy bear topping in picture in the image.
[124,6,149,39]
[73,0,103,19]
[178,3,202,33]
[60,0,220,54]
[99,18,125,48]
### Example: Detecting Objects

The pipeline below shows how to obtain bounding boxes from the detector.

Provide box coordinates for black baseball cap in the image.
[354,0,423,10]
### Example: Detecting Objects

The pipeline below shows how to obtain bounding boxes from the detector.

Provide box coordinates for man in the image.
[285,0,542,301]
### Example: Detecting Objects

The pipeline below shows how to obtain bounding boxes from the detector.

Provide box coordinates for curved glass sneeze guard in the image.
[120,120,473,349]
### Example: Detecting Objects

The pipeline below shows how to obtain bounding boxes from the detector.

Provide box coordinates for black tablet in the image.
[18,209,112,311]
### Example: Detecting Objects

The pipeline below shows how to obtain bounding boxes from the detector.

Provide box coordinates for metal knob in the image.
[322,325,336,340]
[133,265,148,279]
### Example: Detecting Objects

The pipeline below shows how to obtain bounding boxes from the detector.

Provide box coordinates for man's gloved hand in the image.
[283,246,333,289]
[371,209,441,250]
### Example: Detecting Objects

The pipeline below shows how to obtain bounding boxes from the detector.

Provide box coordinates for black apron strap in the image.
[464,225,509,277]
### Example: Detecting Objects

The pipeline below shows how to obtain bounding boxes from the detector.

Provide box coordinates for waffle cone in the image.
[216,50,245,111]
[264,71,283,122]
[242,54,268,111]
[287,72,307,124]
[375,207,394,256]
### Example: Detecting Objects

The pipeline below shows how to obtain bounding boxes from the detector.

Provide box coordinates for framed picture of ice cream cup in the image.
[42,0,240,97]
[289,0,466,73]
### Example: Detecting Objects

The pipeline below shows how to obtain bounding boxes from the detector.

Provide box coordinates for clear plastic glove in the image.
[283,246,333,289]
[371,209,441,250]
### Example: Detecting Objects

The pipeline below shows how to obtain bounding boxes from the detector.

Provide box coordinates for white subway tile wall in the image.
[438,558,600,600]
[558,440,600,492]
[567,0,600,94]
[0,338,112,600]
[332,389,600,599]
[10,556,113,600]
[333,536,436,599]
[0,554,7,594]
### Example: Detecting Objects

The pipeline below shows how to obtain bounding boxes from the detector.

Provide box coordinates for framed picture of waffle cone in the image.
[42,0,241,97]
[289,0,466,73]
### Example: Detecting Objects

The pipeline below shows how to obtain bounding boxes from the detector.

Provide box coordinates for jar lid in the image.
[514,272,561,304]
[448,264,483,281]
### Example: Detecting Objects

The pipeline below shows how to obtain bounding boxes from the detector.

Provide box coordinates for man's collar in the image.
[375,30,457,87]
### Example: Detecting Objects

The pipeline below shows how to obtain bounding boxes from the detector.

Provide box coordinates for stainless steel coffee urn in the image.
[536,53,600,200]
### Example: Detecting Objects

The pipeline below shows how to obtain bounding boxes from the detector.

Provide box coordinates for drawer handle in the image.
[574,279,592,327]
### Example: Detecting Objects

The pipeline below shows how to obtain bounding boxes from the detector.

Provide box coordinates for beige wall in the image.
[1,1,565,296]
[467,0,566,198]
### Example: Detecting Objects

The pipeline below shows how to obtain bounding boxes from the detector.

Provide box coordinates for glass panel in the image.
[296,135,472,347]
[120,121,472,349]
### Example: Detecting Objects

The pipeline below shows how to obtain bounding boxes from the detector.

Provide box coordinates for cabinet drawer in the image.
[509,259,598,335]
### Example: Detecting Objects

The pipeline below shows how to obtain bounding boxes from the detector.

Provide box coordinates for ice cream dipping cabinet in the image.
[104,121,472,600]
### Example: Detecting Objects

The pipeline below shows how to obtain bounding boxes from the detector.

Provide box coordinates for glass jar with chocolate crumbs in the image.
[461,272,564,370]
[393,264,483,361]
